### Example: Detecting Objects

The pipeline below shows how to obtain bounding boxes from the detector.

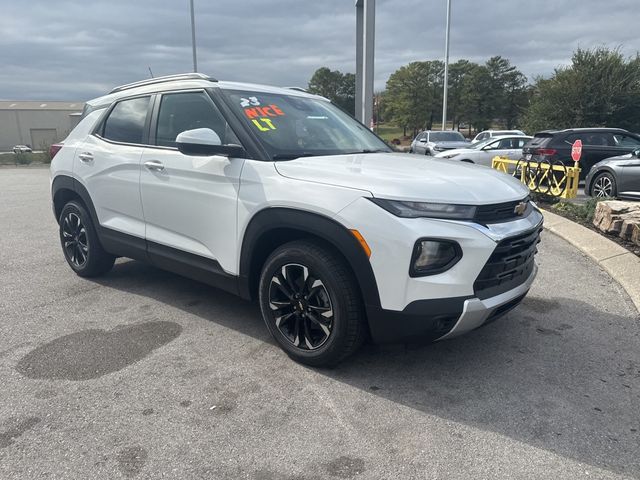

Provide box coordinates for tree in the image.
[308,67,356,116]
[445,60,478,129]
[459,64,494,131]
[523,47,640,133]
[384,61,444,136]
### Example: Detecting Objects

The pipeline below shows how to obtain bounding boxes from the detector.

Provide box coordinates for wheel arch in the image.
[238,208,381,313]
[52,175,100,227]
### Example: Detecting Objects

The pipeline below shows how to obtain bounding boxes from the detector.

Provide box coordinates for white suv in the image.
[50,73,542,366]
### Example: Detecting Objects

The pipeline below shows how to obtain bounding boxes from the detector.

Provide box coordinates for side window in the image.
[155,91,239,147]
[497,139,513,149]
[484,139,500,150]
[613,134,640,147]
[102,96,150,144]
[516,138,527,148]
[564,133,586,146]
[584,133,612,146]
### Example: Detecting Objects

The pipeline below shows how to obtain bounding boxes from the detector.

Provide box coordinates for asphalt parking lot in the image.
[1,168,639,479]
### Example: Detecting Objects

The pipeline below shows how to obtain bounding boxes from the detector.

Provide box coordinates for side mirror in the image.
[634,148,640,158]
[176,128,245,157]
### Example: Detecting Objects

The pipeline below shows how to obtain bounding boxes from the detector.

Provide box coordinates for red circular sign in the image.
[571,139,582,162]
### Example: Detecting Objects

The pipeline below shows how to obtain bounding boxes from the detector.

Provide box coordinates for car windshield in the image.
[221,89,391,159]
[472,138,498,150]
[428,131,465,142]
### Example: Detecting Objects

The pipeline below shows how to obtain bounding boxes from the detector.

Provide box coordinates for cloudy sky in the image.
[1,0,638,101]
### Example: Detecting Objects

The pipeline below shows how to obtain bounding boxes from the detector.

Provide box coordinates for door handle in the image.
[144,160,165,172]
[78,152,93,162]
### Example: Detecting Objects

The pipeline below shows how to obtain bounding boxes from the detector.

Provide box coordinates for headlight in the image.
[369,198,477,220]
[410,239,462,277]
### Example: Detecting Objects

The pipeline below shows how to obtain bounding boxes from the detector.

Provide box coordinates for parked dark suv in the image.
[522,128,640,179]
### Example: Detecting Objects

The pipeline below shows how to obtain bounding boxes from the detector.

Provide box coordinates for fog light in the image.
[410,239,462,277]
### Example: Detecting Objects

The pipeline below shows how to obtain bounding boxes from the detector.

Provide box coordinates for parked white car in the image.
[12,145,32,153]
[435,135,532,167]
[50,73,542,366]
[472,129,526,144]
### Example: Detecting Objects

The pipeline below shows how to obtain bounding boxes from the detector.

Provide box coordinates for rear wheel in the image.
[59,201,115,277]
[258,240,366,367]
[591,172,617,198]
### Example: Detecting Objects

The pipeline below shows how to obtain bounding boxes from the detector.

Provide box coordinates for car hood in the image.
[434,147,478,157]
[598,153,634,164]
[274,153,529,204]
[431,141,471,149]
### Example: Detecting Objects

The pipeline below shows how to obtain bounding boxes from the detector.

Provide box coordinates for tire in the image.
[591,172,617,198]
[59,201,115,277]
[258,240,366,367]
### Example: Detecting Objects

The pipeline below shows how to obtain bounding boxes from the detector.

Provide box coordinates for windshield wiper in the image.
[347,149,389,154]
[272,153,316,160]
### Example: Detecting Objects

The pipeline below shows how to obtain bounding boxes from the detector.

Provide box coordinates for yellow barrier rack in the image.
[491,156,581,199]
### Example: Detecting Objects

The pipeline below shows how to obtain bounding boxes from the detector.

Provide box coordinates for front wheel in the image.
[258,240,366,367]
[591,172,617,198]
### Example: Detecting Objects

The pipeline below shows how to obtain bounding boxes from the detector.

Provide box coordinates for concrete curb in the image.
[542,209,640,313]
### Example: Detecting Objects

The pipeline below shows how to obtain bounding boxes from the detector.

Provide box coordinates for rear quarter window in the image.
[101,96,150,144]
[525,134,553,148]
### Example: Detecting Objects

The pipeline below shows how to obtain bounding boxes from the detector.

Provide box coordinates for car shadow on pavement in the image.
[92,259,640,478]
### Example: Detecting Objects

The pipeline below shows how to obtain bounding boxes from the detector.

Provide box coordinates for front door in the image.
[620,158,640,196]
[139,90,245,276]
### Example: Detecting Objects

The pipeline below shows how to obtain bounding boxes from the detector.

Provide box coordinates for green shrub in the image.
[14,152,32,165]
[552,197,601,223]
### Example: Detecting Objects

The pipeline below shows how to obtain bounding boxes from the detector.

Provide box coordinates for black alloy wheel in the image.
[59,201,115,277]
[258,240,366,366]
[61,211,89,268]
[268,263,334,350]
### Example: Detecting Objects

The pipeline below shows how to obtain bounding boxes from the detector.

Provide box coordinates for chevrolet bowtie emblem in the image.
[514,202,528,216]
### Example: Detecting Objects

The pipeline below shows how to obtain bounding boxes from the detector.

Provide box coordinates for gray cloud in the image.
[0,0,638,100]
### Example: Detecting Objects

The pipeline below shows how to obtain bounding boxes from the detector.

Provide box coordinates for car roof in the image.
[535,127,630,135]
[420,130,464,134]
[85,73,327,108]
[487,135,532,140]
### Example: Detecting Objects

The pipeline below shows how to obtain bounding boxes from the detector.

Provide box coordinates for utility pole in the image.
[355,0,375,129]
[190,0,198,72]
[441,0,451,131]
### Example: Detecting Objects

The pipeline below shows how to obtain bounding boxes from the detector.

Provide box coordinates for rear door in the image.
[139,90,245,274]
[75,95,151,238]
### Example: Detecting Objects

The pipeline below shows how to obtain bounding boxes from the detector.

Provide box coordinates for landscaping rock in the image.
[593,200,640,246]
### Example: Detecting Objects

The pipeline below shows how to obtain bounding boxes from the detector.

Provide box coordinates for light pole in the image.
[190,0,198,72]
[441,0,451,131]
[355,0,375,129]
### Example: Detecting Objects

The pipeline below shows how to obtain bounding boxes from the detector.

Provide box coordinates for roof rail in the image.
[285,87,308,93]
[109,73,217,94]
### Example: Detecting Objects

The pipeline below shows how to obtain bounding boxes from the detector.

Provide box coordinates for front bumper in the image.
[366,264,537,343]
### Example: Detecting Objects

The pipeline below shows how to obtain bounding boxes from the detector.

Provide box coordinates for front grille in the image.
[474,227,541,300]
[474,198,531,224]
